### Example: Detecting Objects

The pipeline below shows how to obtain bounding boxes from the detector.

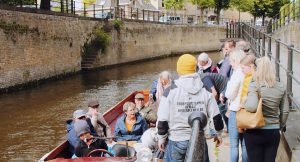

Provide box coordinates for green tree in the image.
[214,0,230,24]
[190,0,215,24]
[163,0,185,10]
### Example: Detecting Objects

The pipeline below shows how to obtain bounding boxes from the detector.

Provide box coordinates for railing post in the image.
[73,1,75,14]
[229,23,232,38]
[66,0,68,13]
[93,4,95,18]
[131,7,132,19]
[283,6,286,25]
[287,3,290,24]
[275,39,280,81]
[71,0,73,14]
[83,3,86,17]
[293,2,296,21]
[61,0,64,13]
[262,34,266,56]
[298,0,300,22]
[226,22,229,38]
[143,9,145,21]
[258,31,261,56]
[102,5,104,18]
[287,45,294,110]
[185,112,207,162]
[268,35,272,58]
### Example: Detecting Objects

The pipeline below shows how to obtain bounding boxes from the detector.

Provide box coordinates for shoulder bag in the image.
[236,88,265,129]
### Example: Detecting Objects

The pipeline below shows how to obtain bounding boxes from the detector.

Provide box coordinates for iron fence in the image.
[227,22,300,112]
[0,0,243,26]
[271,0,300,32]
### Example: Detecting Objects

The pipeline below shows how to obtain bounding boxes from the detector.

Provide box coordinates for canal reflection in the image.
[0,52,221,161]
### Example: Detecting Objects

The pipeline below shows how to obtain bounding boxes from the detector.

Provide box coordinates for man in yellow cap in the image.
[156,54,224,162]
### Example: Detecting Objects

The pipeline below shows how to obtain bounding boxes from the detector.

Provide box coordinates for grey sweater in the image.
[243,81,289,129]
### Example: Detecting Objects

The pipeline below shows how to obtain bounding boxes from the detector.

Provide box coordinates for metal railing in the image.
[0,0,244,25]
[227,22,300,111]
[185,112,207,162]
[271,0,300,33]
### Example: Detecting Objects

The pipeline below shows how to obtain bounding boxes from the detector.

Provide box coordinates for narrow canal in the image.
[0,52,221,161]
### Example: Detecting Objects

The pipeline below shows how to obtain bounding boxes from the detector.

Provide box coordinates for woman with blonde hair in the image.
[225,48,248,162]
[243,56,289,162]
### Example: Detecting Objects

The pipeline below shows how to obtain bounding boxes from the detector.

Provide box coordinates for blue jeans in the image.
[164,140,189,162]
[229,111,248,162]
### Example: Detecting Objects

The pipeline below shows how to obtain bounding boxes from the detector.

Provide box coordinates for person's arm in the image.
[114,119,122,141]
[279,90,289,130]
[143,107,157,123]
[207,92,223,147]
[75,143,82,157]
[219,58,231,77]
[142,118,149,133]
[225,71,242,100]
[150,80,158,101]
[157,87,171,151]
[243,81,259,112]
[97,113,112,138]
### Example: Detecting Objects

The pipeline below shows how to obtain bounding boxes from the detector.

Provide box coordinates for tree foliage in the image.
[230,0,254,12]
[163,0,185,10]
[190,0,215,10]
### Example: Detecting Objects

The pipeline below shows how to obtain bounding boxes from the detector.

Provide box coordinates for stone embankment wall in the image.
[0,9,225,91]
[273,22,300,49]
[94,21,225,67]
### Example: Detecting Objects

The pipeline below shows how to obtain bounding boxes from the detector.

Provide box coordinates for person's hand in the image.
[213,135,222,147]
[219,93,225,104]
[158,142,165,151]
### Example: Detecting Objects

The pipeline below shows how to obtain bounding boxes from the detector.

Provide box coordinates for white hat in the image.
[198,53,209,62]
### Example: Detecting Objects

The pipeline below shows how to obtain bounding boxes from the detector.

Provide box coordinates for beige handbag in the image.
[236,94,265,129]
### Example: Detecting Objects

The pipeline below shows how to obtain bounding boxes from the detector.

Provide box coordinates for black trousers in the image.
[244,129,280,162]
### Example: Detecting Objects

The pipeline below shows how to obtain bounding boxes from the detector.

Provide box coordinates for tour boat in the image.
[39,90,150,162]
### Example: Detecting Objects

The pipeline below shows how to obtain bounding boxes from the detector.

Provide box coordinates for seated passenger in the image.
[197,52,212,74]
[135,93,157,123]
[115,102,148,142]
[85,99,112,143]
[66,109,97,155]
[74,120,108,157]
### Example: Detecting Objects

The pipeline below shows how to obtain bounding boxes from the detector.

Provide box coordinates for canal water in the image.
[0,52,221,161]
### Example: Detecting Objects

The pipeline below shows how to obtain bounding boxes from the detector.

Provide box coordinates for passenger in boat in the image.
[197,53,212,74]
[86,99,112,143]
[66,109,97,155]
[115,101,148,142]
[242,57,289,162]
[224,49,248,162]
[74,120,108,157]
[219,39,236,78]
[135,93,157,123]
[157,54,223,162]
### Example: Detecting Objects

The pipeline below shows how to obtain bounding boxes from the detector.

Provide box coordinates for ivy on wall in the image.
[0,21,39,43]
[81,27,111,57]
